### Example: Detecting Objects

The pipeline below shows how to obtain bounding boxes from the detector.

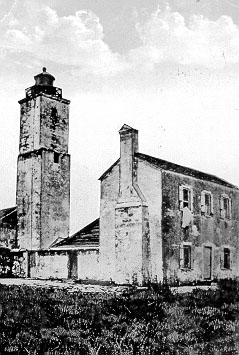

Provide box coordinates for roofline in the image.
[98,152,238,189]
[49,246,99,251]
[0,207,17,220]
[53,218,99,247]
[18,92,70,105]
[136,152,238,190]
[98,158,119,181]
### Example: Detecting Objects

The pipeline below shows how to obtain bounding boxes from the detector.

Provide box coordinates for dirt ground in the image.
[0,277,217,294]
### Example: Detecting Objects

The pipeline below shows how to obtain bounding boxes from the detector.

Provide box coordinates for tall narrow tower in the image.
[16,68,71,250]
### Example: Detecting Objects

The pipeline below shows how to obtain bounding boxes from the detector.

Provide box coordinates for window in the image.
[183,189,190,208]
[180,244,192,269]
[201,191,213,215]
[220,195,231,219]
[54,152,60,164]
[223,248,230,269]
[179,185,193,211]
[221,247,231,270]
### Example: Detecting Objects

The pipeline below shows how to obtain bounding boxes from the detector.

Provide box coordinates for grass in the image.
[0,280,239,354]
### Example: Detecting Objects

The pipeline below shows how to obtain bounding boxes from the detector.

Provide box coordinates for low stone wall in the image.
[77,250,99,280]
[27,249,99,281]
[29,251,68,279]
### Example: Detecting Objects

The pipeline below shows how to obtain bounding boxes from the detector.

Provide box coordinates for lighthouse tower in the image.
[16,68,71,250]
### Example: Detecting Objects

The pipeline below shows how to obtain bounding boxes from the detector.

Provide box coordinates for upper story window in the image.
[220,194,232,219]
[179,185,193,211]
[201,191,213,216]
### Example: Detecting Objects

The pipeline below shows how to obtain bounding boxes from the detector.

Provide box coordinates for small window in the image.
[220,195,231,219]
[54,152,60,164]
[180,245,192,269]
[224,248,230,269]
[179,185,193,210]
[183,189,189,207]
[201,191,213,215]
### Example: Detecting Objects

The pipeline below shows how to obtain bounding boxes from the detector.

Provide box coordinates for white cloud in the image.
[0,0,124,75]
[2,3,239,77]
[129,7,239,68]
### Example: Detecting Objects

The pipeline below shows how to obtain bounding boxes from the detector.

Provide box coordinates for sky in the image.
[1,0,239,233]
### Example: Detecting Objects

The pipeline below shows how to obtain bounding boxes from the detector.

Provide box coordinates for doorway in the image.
[68,251,78,279]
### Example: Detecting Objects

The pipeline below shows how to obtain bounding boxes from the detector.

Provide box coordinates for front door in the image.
[203,246,212,280]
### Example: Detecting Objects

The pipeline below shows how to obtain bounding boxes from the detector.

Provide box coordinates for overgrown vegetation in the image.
[0,280,239,354]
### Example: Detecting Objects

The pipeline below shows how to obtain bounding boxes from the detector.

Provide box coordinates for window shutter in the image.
[179,245,183,268]
[230,248,233,270]
[179,186,183,210]
[220,196,225,218]
[229,198,232,219]
[220,248,224,269]
[190,188,193,211]
[191,245,195,270]
[220,196,224,210]
[201,191,205,213]
[211,194,214,215]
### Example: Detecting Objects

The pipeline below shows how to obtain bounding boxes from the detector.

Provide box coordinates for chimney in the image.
[118,124,138,199]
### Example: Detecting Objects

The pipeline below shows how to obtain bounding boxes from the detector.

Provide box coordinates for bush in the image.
[0,282,239,354]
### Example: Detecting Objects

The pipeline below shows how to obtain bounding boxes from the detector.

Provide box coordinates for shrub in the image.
[0,283,239,354]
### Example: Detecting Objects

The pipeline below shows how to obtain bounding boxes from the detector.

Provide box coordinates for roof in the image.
[137,153,238,189]
[99,152,238,189]
[52,218,99,249]
[0,207,17,222]
[119,124,138,133]
[99,158,120,181]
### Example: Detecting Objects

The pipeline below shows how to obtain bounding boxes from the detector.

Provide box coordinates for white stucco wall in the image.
[77,250,99,280]
[30,252,68,279]
[99,163,119,281]
[137,159,163,282]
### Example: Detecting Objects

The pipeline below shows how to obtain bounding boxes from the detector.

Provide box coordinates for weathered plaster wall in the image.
[17,154,42,250]
[113,126,151,285]
[19,97,41,154]
[17,151,70,250]
[138,159,163,282]
[39,96,69,153]
[29,251,68,279]
[162,171,239,283]
[17,93,70,250]
[99,157,163,285]
[99,163,119,281]
[77,250,99,280]
[28,250,99,280]
[115,204,144,284]
[41,151,70,248]
[19,95,69,154]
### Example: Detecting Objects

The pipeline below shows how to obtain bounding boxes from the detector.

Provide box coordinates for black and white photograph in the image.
[1,0,239,353]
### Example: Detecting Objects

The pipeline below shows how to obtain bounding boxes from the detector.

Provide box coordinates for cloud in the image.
[1,2,239,80]
[129,7,239,69]
[0,0,124,75]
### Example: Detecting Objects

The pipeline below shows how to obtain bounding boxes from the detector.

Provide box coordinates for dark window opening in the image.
[54,152,60,164]
[221,196,231,219]
[224,248,230,269]
[183,245,191,269]
[205,193,211,215]
[223,198,230,219]
[183,188,190,208]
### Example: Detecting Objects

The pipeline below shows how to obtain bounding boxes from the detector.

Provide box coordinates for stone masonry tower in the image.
[16,68,71,250]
